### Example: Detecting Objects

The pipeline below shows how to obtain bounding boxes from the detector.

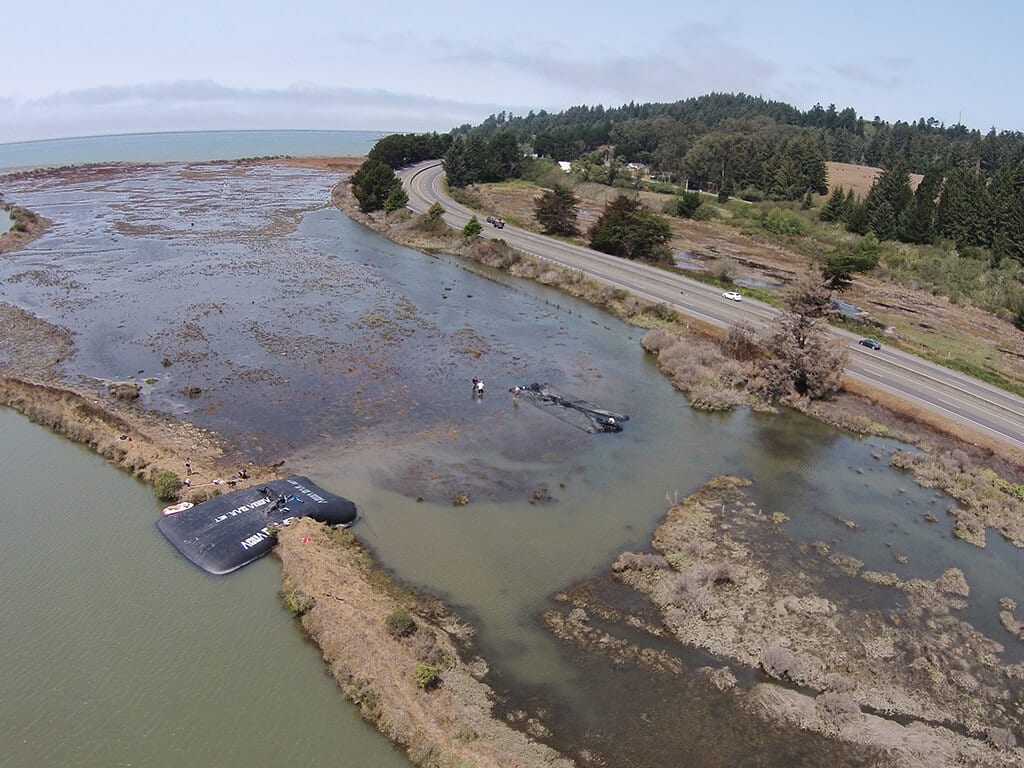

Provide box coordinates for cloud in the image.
[27,80,478,113]
[1,81,513,143]
[830,62,905,90]
[433,22,780,104]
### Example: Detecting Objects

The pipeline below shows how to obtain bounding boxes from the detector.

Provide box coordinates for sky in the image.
[2,0,1022,144]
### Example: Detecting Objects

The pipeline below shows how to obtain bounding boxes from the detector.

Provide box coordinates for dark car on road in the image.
[858,338,882,350]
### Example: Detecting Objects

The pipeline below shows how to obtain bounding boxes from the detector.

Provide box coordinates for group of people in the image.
[180,457,252,489]
[471,377,486,397]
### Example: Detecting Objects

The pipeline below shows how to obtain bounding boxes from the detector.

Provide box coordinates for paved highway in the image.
[401,161,1024,453]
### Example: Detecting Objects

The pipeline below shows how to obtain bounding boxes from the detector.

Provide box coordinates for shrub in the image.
[413,663,439,690]
[612,552,668,572]
[722,321,762,361]
[640,327,682,354]
[988,727,1018,751]
[699,561,740,585]
[153,471,182,502]
[759,645,801,681]
[383,186,408,213]
[519,157,563,186]
[816,691,860,725]
[108,381,141,401]
[642,302,678,323]
[683,539,714,559]
[418,202,448,233]
[462,216,483,238]
[284,590,315,616]
[757,208,806,236]
[409,631,450,667]
[386,608,418,639]
[711,258,738,283]
[739,188,764,202]
[687,384,743,411]
[674,192,703,219]
[691,205,718,222]
[667,572,717,619]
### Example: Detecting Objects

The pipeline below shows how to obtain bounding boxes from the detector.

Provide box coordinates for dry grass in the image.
[825,161,923,198]
[278,156,365,172]
[275,519,573,768]
[0,375,277,503]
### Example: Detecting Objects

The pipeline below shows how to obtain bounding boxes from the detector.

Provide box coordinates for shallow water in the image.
[0,409,410,768]
[3,162,1023,765]
[1,209,11,235]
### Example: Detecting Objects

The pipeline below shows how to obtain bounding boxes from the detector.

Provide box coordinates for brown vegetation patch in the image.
[278,155,365,173]
[0,208,51,255]
[552,476,1024,768]
[3,376,280,498]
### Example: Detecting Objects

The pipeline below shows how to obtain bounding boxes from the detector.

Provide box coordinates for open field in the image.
[825,161,924,197]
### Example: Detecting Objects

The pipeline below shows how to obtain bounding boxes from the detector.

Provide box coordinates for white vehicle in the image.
[722,291,742,302]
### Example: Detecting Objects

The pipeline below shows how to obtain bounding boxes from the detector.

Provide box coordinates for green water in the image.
[0,409,410,768]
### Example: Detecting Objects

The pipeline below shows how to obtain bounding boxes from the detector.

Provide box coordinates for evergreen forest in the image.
[366,92,1024,312]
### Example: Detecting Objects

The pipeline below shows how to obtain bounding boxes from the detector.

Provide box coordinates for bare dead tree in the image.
[753,274,848,401]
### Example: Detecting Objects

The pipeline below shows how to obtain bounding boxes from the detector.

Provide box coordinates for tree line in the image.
[819,159,1024,264]
[465,93,1024,179]
[353,96,1024,271]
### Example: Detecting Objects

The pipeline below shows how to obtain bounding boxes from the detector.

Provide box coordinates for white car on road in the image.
[722,291,742,302]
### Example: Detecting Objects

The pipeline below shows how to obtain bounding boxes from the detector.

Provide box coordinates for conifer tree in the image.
[534,184,581,236]
[995,190,1024,263]
[820,186,846,222]
[442,139,471,187]
[845,198,870,235]
[843,189,856,219]
[936,167,989,249]
[350,159,404,213]
[899,166,942,244]
[864,162,913,241]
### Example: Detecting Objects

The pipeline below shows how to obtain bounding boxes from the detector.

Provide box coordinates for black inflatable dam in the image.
[157,476,357,575]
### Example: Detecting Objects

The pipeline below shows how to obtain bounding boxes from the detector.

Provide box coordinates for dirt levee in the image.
[275,519,574,768]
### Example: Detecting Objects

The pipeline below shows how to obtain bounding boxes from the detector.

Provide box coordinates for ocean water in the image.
[0,129,385,171]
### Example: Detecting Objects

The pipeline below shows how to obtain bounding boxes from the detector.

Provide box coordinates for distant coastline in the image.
[0,128,385,172]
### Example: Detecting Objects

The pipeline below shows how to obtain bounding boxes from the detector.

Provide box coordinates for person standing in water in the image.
[475,378,485,396]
